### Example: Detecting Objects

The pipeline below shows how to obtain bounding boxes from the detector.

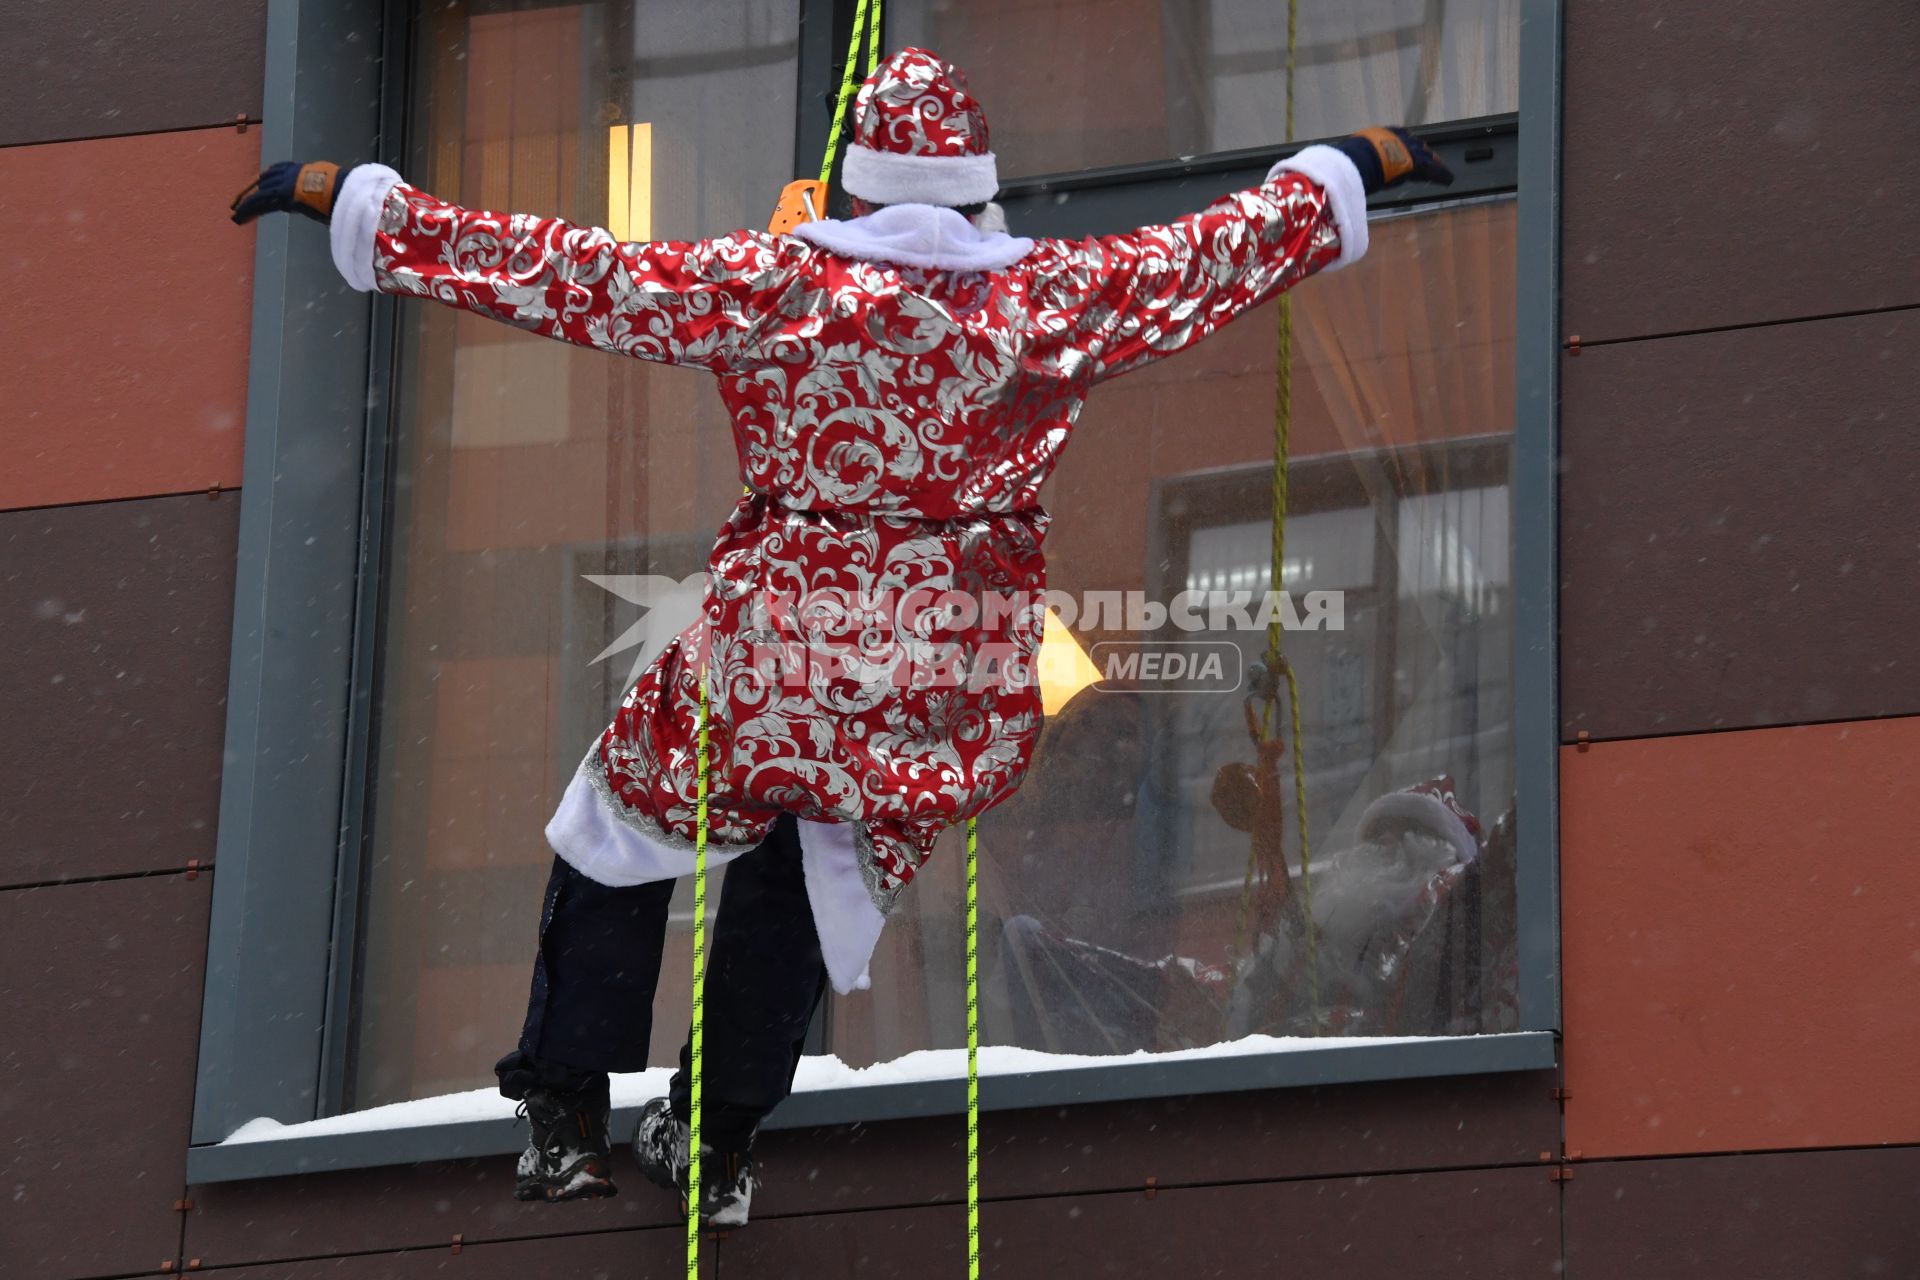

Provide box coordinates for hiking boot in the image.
[633,1096,754,1228]
[513,1078,616,1202]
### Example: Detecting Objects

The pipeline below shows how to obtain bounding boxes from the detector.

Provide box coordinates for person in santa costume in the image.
[232,47,1453,1224]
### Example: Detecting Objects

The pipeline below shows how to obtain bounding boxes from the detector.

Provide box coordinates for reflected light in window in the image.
[1037,608,1102,716]
[607,122,653,241]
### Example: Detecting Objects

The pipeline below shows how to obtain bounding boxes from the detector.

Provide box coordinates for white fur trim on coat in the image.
[793,203,1034,272]
[544,754,759,887]
[1357,791,1479,866]
[841,143,1000,208]
[544,757,886,995]
[329,163,404,292]
[797,819,887,993]
[1269,144,1369,271]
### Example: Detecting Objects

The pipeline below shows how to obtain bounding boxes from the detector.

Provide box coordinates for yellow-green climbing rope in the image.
[686,667,711,1278]
[818,0,879,186]
[689,3,886,1274]
[966,816,981,1280]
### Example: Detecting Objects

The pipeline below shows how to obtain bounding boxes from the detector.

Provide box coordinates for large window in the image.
[342,0,1520,1110]
[190,0,1559,1172]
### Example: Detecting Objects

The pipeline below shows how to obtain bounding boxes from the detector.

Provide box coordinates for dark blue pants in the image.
[496,813,827,1151]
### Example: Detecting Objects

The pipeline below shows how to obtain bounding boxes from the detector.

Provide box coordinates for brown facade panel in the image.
[186,1071,1556,1266]
[1561,722,1920,1160]
[1562,0,1920,341]
[0,0,267,148]
[0,491,239,887]
[186,1158,684,1270]
[727,1167,1560,1277]
[718,1202,963,1276]
[192,1228,688,1280]
[0,128,258,512]
[764,1069,1558,1218]
[1559,310,1920,741]
[0,873,211,1280]
[1566,1147,1920,1279]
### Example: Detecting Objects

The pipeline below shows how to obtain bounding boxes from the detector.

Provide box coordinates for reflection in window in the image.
[834,199,1520,1061]
[891,0,1520,175]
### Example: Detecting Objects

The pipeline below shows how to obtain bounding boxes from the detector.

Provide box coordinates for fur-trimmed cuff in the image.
[841,144,1000,208]
[328,163,405,292]
[1269,144,1369,271]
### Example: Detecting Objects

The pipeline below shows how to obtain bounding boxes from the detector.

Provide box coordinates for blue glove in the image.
[1333,127,1455,195]
[231,161,352,225]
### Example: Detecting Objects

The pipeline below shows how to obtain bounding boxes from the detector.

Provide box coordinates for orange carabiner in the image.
[768,178,828,235]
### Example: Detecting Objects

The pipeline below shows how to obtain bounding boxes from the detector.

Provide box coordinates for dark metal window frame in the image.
[188,0,1561,1184]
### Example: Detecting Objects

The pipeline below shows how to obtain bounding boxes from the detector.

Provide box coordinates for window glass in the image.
[834,199,1521,1061]
[889,0,1521,176]
[350,0,801,1110]
[354,0,1520,1111]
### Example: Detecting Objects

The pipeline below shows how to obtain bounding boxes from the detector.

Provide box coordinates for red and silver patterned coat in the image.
[330,145,1367,992]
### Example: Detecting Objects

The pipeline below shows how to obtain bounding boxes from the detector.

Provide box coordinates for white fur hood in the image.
[791,202,1035,273]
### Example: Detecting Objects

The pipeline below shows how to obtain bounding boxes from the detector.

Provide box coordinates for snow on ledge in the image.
[220,1033,1515,1146]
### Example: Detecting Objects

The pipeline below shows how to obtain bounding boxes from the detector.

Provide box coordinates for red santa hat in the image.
[1358,775,1483,866]
[841,48,1000,208]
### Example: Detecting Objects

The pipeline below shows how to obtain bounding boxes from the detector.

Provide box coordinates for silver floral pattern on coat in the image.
[373,168,1340,912]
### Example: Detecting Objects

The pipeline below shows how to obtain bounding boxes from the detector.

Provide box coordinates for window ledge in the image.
[185,1031,1555,1185]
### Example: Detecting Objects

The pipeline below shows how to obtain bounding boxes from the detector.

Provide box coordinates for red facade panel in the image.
[1562,722,1920,1159]
[0,128,259,511]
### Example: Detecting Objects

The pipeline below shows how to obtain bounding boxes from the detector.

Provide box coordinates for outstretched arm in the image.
[1031,129,1452,382]
[233,162,805,372]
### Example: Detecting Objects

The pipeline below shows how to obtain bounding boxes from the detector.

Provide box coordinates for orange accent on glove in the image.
[1352,127,1415,187]
[769,179,828,235]
[293,161,342,220]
